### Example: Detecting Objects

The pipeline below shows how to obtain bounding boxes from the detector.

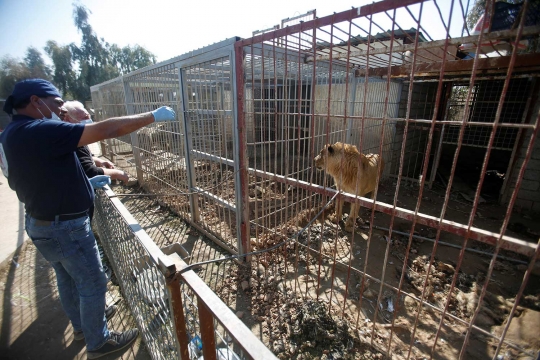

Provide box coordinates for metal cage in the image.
[90,1,540,359]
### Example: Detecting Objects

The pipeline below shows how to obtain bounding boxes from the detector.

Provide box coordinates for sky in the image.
[0,0,468,67]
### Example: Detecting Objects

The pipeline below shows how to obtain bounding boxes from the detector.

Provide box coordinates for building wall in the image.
[505,94,540,213]
[391,82,438,179]
[312,79,401,176]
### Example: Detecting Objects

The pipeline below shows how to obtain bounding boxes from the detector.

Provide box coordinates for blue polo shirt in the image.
[0,114,93,220]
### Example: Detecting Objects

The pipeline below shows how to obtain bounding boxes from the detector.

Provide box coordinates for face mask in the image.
[80,119,93,125]
[37,100,61,121]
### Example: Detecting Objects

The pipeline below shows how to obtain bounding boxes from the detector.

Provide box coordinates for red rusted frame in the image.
[368,53,540,78]
[459,0,536,355]
[234,43,250,260]
[385,1,426,354]
[235,1,539,359]
[198,297,217,360]
[493,239,540,358]
[354,12,375,329]
[237,0,425,48]
[166,275,191,360]
[246,168,537,258]
[369,7,398,349]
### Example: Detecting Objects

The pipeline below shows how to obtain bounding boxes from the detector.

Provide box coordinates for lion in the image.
[314,142,384,232]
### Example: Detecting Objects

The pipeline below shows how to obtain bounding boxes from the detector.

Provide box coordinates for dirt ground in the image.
[6,151,534,360]
[112,176,540,360]
[0,227,152,360]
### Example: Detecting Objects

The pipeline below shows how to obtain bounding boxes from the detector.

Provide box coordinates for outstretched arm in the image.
[77,107,175,147]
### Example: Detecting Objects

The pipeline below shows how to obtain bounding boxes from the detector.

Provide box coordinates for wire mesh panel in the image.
[94,187,278,360]
[182,55,238,251]
[90,39,242,254]
[122,63,192,219]
[94,189,179,360]
[443,78,532,149]
[90,78,131,170]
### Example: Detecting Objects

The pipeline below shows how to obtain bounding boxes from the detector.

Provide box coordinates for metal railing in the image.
[94,186,277,360]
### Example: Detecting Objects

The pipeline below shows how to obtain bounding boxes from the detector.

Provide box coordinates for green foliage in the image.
[24,47,52,79]
[110,44,156,75]
[0,3,156,101]
[44,41,75,98]
[0,48,52,99]
[0,56,29,99]
[466,0,487,30]
[69,4,120,100]
[466,0,522,30]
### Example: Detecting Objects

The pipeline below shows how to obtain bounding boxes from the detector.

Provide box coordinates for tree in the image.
[1,4,157,101]
[0,47,52,99]
[466,0,522,30]
[24,47,52,80]
[44,41,75,98]
[69,4,120,100]
[110,44,156,75]
[0,56,30,98]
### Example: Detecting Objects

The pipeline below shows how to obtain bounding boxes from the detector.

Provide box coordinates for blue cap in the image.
[3,79,62,115]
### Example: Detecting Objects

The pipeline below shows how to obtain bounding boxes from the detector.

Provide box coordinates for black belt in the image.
[32,210,89,225]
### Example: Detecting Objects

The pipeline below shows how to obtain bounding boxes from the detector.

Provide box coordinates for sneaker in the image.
[73,305,118,341]
[87,329,139,359]
[104,304,117,320]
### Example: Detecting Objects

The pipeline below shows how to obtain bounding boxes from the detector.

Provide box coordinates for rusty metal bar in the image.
[492,239,540,359]
[238,0,425,47]
[234,42,250,260]
[198,297,217,360]
[181,269,278,359]
[459,0,535,355]
[367,53,540,78]
[354,12,374,328]
[240,112,538,129]
[340,13,356,318]
[166,274,190,360]
[309,25,540,62]
[370,7,398,349]
[385,0,425,353]
[403,0,458,356]
[246,167,537,257]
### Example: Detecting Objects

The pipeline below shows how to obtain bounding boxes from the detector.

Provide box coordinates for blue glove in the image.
[151,106,176,122]
[89,175,111,189]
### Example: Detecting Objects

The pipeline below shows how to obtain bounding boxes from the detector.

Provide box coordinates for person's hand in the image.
[89,175,111,189]
[108,169,129,183]
[97,159,115,169]
[151,106,175,122]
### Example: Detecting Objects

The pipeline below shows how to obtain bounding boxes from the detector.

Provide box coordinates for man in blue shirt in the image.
[0,79,175,359]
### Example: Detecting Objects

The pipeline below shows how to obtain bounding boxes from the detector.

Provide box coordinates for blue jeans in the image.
[25,214,110,351]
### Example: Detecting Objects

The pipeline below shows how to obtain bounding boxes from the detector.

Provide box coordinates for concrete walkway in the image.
[0,149,151,360]
[0,173,27,269]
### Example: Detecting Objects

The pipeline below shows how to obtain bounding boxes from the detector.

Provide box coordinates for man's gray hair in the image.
[64,100,89,121]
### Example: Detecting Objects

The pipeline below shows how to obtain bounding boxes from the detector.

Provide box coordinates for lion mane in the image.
[314,142,384,232]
